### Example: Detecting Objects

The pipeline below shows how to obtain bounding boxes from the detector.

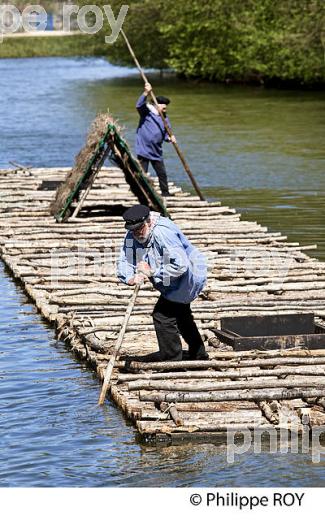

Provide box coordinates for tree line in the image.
[86,0,324,86]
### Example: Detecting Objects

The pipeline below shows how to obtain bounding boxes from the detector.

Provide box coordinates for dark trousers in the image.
[138,155,169,195]
[152,296,207,361]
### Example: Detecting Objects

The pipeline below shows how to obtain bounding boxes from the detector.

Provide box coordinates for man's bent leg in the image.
[152,296,182,361]
[176,304,208,360]
[151,159,170,196]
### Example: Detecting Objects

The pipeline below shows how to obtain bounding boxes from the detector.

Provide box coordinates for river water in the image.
[0,57,325,487]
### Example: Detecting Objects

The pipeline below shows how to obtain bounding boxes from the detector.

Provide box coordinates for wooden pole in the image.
[120,29,206,201]
[9,161,33,171]
[71,174,99,219]
[98,283,140,405]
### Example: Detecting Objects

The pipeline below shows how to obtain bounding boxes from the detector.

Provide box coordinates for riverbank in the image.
[1,33,323,90]
[0,33,96,59]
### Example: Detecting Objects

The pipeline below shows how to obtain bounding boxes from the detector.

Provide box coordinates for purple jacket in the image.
[135,94,171,161]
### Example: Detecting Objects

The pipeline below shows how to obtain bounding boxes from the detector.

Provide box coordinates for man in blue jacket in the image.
[135,82,176,197]
[117,204,209,362]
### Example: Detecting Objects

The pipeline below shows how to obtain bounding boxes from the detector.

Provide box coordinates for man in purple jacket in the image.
[135,82,176,197]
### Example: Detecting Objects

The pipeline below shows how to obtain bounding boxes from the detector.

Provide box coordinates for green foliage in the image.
[78,0,170,69]
[160,0,325,84]
[97,0,325,84]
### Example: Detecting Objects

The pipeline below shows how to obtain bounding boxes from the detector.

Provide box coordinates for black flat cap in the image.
[123,204,150,230]
[156,95,170,105]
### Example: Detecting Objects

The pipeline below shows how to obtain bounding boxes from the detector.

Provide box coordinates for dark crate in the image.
[212,313,325,351]
[38,181,62,191]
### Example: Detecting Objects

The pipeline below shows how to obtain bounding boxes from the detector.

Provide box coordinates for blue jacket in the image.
[117,215,207,304]
[135,94,171,161]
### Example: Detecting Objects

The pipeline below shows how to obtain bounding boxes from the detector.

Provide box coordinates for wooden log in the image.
[160,402,183,426]
[136,420,281,435]
[175,401,259,412]
[208,282,325,293]
[258,400,279,424]
[139,387,325,403]
[211,275,325,286]
[178,410,265,423]
[118,365,325,383]
[316,398,325,410]
[308,409,325,427]
[115,356,325,371]
[129,376,325,392]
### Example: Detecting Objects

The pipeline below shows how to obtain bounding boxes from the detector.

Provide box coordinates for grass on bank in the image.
[0,34,99,59]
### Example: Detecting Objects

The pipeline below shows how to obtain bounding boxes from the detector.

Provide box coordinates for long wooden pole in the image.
[120,29,206,201]
[98,283,140,405]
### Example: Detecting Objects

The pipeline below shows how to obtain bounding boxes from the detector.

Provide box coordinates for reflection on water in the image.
[0,57,325,486]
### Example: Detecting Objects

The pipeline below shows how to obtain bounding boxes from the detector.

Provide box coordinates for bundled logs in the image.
[1,166,325,442]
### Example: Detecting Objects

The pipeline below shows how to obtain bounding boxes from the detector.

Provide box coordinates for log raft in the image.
[1,166,325,444]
